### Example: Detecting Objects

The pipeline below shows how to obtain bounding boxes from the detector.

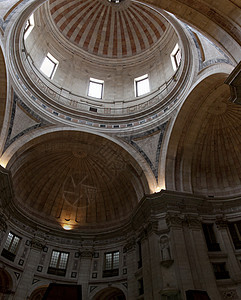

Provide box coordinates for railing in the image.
[47,267,66,276]
[102,268,119,277]
[21,47,183,116]
[1,249,16,262]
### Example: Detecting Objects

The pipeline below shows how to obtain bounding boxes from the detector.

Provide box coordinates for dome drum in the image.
[8,0,192,129]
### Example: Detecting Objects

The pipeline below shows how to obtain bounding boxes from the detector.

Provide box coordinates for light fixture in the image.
[62,224,73,230]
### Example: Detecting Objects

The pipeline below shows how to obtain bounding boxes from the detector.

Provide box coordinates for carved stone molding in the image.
[166,213,183,228]
[216,216,228,229]
[0,213,7,232]
[160,259,174,268]
[166,213,201,229]
[80,250,93,258]
[184,215,202,229]
[123,238,136,253]
[30,238,45,251]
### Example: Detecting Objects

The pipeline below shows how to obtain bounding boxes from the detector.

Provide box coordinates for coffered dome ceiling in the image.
[8,131,147,231]
[49,0,167,58]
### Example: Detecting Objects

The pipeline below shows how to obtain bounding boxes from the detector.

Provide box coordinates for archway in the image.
[0,268,13,299]
[93,287,126,300]
[166,72,241,196]
[29,286,47,300]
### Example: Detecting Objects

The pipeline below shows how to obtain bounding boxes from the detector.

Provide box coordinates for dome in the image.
[49,0,167,59]
[8,131,147,231]
[16,0,187,126]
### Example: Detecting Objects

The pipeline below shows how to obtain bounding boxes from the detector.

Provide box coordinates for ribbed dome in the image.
[9,131,146,230]
[49,0,167,58]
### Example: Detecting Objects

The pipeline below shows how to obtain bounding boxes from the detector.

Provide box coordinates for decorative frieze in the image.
[30,238,45,251]
[123,238,136,253]
[80,250,93,258]
[216,216,228,229]
[166,213,183,228]
[166,213,201,229]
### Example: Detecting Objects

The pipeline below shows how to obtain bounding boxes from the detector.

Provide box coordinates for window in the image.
[88,78,104,99]
[24,14,34,40]
[135,74,150,97]
[212,262,230,280]
[40,53,58,79]
[171,44,181,71]
[48,250,69,276]
[137,241,142,268]
[138,278,144,295]
[202,223,221,251]
[1,232,21,261]
[228,221,241,249]
[103,251,119,277]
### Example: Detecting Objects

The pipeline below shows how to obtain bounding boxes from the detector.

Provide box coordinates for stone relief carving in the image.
[80,250,93,258]
[160,235,173,268]
[166,213,183,228]
[216,216,228,229]
[123,238,136,253]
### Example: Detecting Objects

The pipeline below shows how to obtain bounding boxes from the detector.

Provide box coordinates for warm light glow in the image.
[155,186,162,193]
[0,158,8,168]
[62,224,73,230]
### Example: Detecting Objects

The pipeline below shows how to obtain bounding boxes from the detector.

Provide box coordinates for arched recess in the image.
[166,72,241,197]
[0,126,154,194]
[5,129,150,230]
[0,268,13,298]
[92,287,126,300]
[29,285,47,300]
[0,47,7,145]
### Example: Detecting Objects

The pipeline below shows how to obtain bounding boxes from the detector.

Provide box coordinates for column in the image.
[166,213,194,298]
[124,238,137,300]
[14,238,43,300]
[184,215,220,300]
[77,249,93,299]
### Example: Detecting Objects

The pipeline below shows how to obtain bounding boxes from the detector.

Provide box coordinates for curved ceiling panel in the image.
[9,131,146,230]
[166,74,241,197]
[49,0,167,58]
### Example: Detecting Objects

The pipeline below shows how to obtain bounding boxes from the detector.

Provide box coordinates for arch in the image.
[166,71,241,197]
[0,268,13,298]
[0,46,7,151]
[0,126,153,194]
[92,286,126,300]
[29,285,48,300]
[5,129,151,230]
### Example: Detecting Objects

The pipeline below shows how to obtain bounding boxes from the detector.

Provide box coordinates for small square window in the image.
[88,78,104,99]
[40,53,58,79]
[24,14,34,40]
[135,74,150,97]
[171,44,181,71]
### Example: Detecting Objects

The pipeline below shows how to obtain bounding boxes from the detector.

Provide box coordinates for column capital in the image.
[215,216,228,229]
[123,238,136,253]
[166,213,183,228]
